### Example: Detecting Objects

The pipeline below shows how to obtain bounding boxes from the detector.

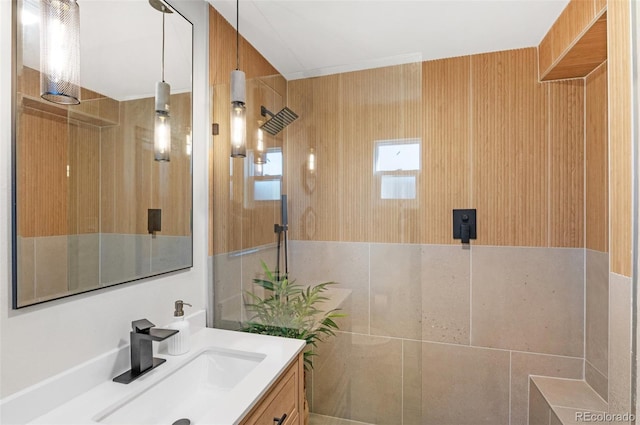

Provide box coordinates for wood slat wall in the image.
[101,93,192,237]
[585,62,608,253]
[472,49,549,246]
[17,110,69,237]
[548,79,584,248]
[285,48,590,247]
[421,56,471,244]
[607,0,632,276]
[209,5,287,256]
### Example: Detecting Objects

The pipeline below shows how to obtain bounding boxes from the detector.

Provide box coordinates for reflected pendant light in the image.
[40,0,81,105]
[230,0,246,158]
[254,125,266,164]
[151,0,173,162]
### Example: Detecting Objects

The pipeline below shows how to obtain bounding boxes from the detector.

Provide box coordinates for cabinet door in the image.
[240,354,302,425]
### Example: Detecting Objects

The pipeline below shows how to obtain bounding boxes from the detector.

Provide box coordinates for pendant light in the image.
[150,0,173,162]
[40,0,81,105]
[230,0,246,158]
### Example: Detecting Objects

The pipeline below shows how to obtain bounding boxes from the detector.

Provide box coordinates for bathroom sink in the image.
[94,348,266,425]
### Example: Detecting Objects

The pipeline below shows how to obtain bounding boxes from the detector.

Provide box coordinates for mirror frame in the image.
[10,0,195,309]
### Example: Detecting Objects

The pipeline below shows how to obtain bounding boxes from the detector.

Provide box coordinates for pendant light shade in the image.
[40,0,81,105]
[230,71,246,158]
[230,0,246,158]
[152,5,173,162]
[154,82,171,161]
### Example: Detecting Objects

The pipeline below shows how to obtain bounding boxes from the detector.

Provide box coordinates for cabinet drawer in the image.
[240,354,302,425]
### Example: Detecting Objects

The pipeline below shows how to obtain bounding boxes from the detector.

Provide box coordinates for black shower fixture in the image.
[260,106,298,136]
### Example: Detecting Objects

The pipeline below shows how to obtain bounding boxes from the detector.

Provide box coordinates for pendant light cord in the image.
[162,12,166,82]
[236,0,239,70]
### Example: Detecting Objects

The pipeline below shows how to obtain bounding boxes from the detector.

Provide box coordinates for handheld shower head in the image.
[260,106,298,136]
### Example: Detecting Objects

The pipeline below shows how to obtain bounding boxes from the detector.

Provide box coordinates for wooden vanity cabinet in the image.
[240,352,304,425]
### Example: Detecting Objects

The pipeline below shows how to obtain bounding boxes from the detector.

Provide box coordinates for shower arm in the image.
[261,106,275,118]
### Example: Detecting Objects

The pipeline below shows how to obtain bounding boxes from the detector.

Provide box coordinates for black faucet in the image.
[113,319,178,384]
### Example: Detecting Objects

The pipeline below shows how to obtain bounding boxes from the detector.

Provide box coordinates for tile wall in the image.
[288,241,584,425]
[17,234,191,305]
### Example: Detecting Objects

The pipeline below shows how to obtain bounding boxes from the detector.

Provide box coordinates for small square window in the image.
[375,140,420,172]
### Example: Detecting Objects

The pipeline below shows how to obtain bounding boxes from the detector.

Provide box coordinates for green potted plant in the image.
[242,261,344,370]
[242,261,345,425]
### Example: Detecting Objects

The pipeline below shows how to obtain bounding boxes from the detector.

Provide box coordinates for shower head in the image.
[260,106,298,136]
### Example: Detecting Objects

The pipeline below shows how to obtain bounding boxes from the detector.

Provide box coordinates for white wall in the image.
[0,0,209,398]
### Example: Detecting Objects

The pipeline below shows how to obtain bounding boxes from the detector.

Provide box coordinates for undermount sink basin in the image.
[94,348,266,425]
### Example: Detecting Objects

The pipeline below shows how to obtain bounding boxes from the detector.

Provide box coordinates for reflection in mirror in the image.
[12,0,193,308]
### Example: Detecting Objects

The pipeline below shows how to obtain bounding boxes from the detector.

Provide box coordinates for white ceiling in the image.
[208,0,569,80]
[21,0,192,101]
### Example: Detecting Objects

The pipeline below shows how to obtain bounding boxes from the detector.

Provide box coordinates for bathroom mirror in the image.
[11,0,193,308]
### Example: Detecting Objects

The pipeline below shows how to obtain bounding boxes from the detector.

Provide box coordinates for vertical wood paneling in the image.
[100,126,117,233]
[286,66,421,244]
[538,32,555,78]
[286,48,587,248]
[241,78,283,250]
[548,80,584,248]
[608,0,632,276]
[211,82,234,254]
[594,0,607,15]
[17,110,69,237]
[421,56,471,244]
[472,48,548,246]
[209,6,278,86]
[209,5,286,255]
[585,62,608,252]
[286,75,342,243]
[68,122,100,234]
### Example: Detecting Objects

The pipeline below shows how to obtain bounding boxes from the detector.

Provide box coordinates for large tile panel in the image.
[421,244,470,344]
[289,241,370,333]
[68,233,99,292]
[609,272,631,414]
[422,342,510,425]
[370,243,422,339]
[585,249,608,377]
[402,340,423,424]
[17,237,35,305]
[34,235,68,299]
[313,332,402,425]
[471,246,584,356]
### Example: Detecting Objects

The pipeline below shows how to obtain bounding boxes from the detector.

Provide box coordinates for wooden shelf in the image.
[20,94,119,127]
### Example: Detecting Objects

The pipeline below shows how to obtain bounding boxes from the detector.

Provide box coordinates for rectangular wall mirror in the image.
[12,0,193,308]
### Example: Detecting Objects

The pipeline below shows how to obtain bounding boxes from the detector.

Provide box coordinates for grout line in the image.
[584,358,608,380]
[583,77,587,367]
[469,244,473,344]
[401,340,404,425]
[509,351,512,425]
[368,243,371,335]
[547,83,551,248]
[336,328,585,360]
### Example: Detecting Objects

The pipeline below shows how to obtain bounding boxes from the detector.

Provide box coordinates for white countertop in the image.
[16,324,304,425]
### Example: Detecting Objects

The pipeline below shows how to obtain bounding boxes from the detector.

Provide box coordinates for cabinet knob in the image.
[273,413,287,425]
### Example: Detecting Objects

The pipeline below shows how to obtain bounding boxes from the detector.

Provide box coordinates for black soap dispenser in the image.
[167,300,192,355]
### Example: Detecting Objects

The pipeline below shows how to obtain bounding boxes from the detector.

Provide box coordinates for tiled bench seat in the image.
[529,376,629,425]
